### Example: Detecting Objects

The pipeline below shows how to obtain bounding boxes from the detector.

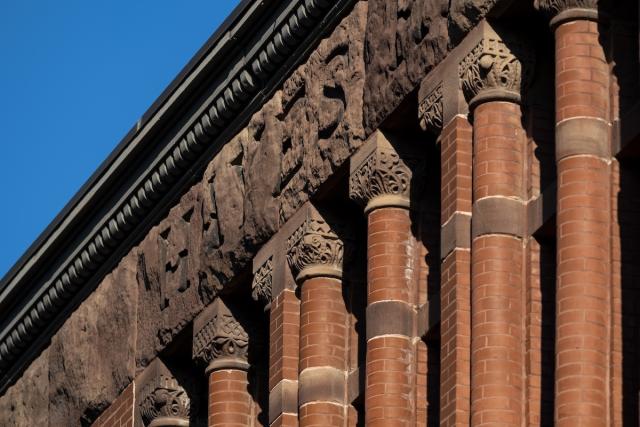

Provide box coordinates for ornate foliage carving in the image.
[252,256,273,305]
[534,0,598,14]
[138,360,190,426]
[193,299,249,368]
[349,136,415,208]
[418,83,443,134]
[459,34,534,104]
[286,213,344,279]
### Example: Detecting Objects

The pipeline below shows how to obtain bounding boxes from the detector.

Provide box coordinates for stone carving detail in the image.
[138,360,190,427]
[418,83,443,134]
[286,213,344,279]
[252,256,273,305]
[193,299,249,369]
[276,7,367,223]
[0,0,353,385]
[349,135,415,208]
[534,0,598,14]
[459,34,534,104]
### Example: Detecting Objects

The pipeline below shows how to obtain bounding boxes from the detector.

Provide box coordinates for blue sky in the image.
[0,1,240,278]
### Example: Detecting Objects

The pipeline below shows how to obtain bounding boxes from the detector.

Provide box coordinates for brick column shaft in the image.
[269,289,300,427]
[471,101,526,427]
[208,369,253,427]
[349,131,422,426]
[439,116,473,427]
[552,13,611,427]
[297,276,348,427]
[285,206,350,427]
[365,207,415,427]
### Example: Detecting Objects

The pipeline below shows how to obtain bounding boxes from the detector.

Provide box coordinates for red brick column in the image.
[193,299,253,427]
[253,250,300,427]
[297,276,348,427]
[365,207,415,427]
[208,369,252,427]
[349,131,421,427]
[539,3,611,425]
[438,116,473,427]
[471,101,526,427]
[458,29,533,427]
[267,290,300,427]
[286,208,350,427]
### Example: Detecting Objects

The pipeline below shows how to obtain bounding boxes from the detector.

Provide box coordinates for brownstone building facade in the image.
[1,0,639,426]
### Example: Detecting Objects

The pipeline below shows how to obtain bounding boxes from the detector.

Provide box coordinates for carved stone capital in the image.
[458,28,534,109]
[418,83,444,134]
[137,359,190,427]
[252,256,273,307]
[193,299,250,374]
[535,0,599,25]
[349,131,420,213]
[286,207,346,283]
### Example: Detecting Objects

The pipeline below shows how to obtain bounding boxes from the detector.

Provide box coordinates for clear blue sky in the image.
[0,1,240,278]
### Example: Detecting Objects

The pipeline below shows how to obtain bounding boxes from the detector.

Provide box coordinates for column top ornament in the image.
[137,359,190,427]
[349,130,421,213]
[192,298,250,374]
[534,0,599,25]
[286,206,347,283]
[418,82,444,135]
[251,256,273,308]
[458,26,534,109]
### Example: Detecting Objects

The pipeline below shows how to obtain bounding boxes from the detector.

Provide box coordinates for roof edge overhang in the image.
[0,0,357,394]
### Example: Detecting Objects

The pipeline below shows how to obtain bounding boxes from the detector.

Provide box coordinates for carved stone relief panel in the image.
[136,190,207,368]
[278,2,368,222]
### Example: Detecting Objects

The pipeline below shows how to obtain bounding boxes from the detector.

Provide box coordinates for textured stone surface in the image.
[48,253,138,426]
[135,189,207,369]
[0,348,49,427]
[363,0,503,132]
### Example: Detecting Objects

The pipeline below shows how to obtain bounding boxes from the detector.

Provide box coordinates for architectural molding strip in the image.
[0,0,357,393]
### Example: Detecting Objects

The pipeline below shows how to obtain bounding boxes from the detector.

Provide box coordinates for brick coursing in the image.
[92,384,134,427]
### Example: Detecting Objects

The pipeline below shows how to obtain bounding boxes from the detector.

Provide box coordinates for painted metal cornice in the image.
[0,0,356,393]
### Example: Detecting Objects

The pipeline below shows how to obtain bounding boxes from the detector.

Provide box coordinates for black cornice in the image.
[0,0,357,393]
